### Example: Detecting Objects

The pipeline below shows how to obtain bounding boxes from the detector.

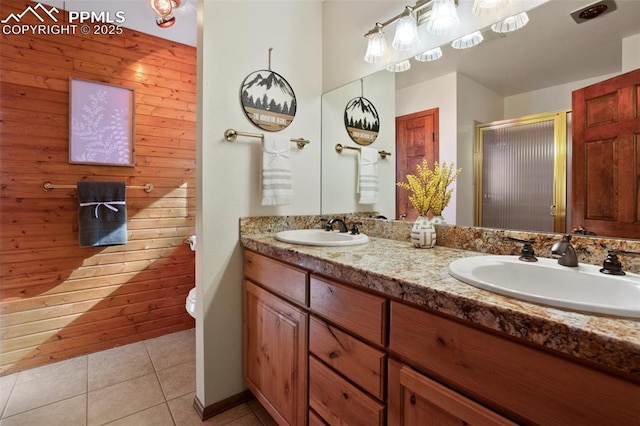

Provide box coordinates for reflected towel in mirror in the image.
[358,147,379,204]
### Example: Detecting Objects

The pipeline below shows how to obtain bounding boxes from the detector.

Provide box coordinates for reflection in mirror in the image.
[321,71,396,219]
[475,111,568,234]
[321,0,640,240]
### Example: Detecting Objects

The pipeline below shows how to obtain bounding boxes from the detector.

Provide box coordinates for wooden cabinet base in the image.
[243,280,307,425]
[389,301,640,424]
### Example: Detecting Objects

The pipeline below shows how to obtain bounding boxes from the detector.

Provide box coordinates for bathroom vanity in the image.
[241,226,640,425]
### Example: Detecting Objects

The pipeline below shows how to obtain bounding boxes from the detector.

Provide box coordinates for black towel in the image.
[77,182,127,247]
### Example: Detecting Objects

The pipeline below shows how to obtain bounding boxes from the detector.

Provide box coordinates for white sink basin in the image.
[448,255,640,318]
[275,229,369,247]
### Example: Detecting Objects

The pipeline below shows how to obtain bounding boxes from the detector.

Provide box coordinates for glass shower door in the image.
[475,111,568,233]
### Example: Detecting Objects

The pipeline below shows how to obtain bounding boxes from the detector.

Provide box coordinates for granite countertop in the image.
[240,233,640,379]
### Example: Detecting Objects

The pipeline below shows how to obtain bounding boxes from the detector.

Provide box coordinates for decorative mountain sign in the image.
[240,70,297,131]
[344,97,379,146]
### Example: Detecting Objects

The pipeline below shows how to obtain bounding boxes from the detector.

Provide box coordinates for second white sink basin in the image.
[275,229,369,247]
[448,255,640,318]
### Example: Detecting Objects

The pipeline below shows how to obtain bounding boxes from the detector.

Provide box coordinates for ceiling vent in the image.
[570,0,617,24]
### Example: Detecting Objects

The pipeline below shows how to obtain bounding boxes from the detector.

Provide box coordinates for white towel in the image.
[262,134,292,206]
[358,147,379,205]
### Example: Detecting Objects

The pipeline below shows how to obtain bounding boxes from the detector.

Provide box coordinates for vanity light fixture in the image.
[364,23,389,63]
[472,0,511,16]
[386,60,411,72]
[392,7,420,51]
[426,0,460,35]
[451,31,484,49]
[363,0,459,58]
[149,0,182,28]
[491,11,529,33]
[415,46,443,62]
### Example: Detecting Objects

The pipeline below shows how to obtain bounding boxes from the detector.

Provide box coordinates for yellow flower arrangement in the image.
[397,160,461,217]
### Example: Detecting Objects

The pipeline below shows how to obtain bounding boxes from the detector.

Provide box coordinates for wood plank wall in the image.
[0,0,196,374]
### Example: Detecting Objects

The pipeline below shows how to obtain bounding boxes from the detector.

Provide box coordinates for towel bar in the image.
[224,128,310,149]
[42,182,154,193]
[335,143,391,159]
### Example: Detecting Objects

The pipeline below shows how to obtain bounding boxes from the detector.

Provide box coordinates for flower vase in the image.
[411,215,436,248]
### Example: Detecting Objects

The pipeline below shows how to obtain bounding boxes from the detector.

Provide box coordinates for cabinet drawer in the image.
[309,356,385,426]
[308,409,326,426]
[389,302,640,424]
[310,275,387,346]
[388,359,515,426]
[309,316,386,400]
[244,250,307,305]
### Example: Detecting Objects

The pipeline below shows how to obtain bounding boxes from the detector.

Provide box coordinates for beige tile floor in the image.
[0,329,276,426]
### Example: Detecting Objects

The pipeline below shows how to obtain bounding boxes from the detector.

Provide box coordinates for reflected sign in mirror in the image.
[344,96,379,146]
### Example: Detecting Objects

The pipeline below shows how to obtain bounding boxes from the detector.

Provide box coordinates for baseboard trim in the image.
[193,390,254,421]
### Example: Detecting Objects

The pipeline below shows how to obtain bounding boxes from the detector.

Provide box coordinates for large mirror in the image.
[321,0,640,239]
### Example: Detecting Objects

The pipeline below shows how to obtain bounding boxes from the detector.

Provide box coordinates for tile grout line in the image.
[85,354,89,426]
[1,373,18,420]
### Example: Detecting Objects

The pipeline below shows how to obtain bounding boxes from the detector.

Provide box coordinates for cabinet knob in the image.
[329,351,339,359]
[410,394,416,405]
[342,392,349,400]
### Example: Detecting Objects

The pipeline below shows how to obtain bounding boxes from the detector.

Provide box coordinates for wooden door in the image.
[243,280,308,426]
[388,359,515,426]
[396,109,439,221]
[572,68,640,238]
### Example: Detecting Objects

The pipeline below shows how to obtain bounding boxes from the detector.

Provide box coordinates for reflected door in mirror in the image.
[572,68,640,239]
[396,108,439,221]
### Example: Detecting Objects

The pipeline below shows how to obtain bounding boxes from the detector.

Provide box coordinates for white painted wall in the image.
[456,74,503,227]
[322,1,401,92]
[197,0,322,407]
[622,33,640,73]
[505,33,640,118]
[321,71,396,219]
[503,73,617,119]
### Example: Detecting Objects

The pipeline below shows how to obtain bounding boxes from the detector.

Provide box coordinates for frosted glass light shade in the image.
[427,0,459,35]
[392,13,420,51]
[472,0,511,16]
[386,60,411,72]
[491,12,529,33]
[415,46,443,62]
[150,0,173,16]
[364,30,388,63]
[451,31,484,49]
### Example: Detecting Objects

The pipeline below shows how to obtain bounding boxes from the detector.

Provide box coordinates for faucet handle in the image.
[601,249,640,276]
[506,237,537,262]
[350,222,362,235]
[600,250,625,276]
[320,218,331,231]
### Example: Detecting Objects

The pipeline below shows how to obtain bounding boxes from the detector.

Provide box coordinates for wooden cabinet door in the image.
[396,108,439,221]
[388,359,515,426]
[572,68,640,238]
[243,280,307,425]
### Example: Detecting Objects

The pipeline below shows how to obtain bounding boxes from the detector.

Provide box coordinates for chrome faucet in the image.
[551,234,578,267]
[326,218,348,233]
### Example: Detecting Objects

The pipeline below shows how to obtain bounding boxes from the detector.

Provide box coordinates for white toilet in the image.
[186,287,196,318]
[185,235,196,319]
